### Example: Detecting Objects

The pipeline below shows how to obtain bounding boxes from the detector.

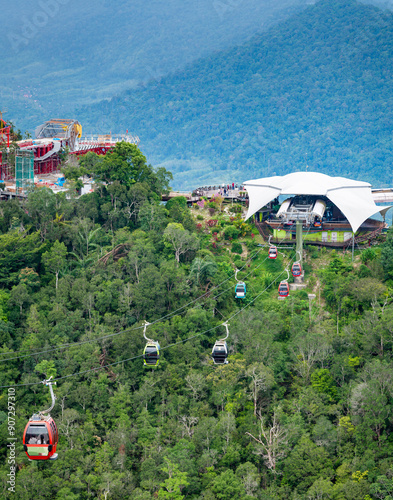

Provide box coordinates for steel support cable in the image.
[0,244,268,362]
[0,263,291,389]
[0,223,304,366]
[0,228,298,365]
[3,216,313,389]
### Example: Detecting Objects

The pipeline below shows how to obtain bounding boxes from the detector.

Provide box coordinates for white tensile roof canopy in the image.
[243,172,391,233]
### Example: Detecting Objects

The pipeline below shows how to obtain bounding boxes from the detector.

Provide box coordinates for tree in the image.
[211,469,245,500]
[157,458,189,500]
[235,462,260,497]
[282,435,333,493]
[164,223,199,265]
[246,411,288,473]
[42,240,67,289]
[246,362,275,416]
[78,142,172,194]
[189,256,218,288]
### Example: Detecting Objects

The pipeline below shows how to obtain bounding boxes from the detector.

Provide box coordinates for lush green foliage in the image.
[1,152,393,498]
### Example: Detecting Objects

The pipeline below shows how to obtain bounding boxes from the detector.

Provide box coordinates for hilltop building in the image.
[244,172,391,247]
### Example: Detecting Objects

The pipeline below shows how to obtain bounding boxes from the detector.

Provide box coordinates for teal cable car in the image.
[235,282,246,299]
[234,269,246,299]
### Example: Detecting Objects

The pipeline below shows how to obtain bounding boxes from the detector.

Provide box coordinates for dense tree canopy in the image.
[0,157,393,499]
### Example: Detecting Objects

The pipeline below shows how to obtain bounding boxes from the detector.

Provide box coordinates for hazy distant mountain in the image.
[1,0,314,130]
[76,0,393,189]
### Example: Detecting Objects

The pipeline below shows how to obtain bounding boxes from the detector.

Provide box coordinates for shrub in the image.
[224,225,240,240]
[197,215,204,220]
[231,242,243,254]
[361,248,376,264]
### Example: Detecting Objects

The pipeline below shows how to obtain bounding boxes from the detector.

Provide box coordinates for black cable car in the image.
[143,341,160,367]
[23,414,58,461]
[291,262,302,277]
[142,321,160,367]
[269,246,278,259]
[212,340,228,364]
[212,322,229,365]
[278,281,290,298]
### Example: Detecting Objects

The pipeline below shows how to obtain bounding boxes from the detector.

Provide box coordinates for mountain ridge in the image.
[77,0,393,189]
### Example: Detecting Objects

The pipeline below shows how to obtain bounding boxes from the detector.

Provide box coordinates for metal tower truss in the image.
[15,150,34,195]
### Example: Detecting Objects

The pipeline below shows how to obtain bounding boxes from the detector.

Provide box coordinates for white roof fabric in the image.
[243,172,391,233]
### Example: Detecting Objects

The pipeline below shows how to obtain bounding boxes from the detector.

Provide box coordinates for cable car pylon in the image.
[212,321,229,365]
[23,377,59,461]
[143,321,160,367]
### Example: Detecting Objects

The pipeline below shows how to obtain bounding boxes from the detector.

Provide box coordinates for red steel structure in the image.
[0,119,139,181]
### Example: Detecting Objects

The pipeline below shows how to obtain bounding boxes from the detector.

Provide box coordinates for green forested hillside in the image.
[2,0,309,131]
[1,145,393,498]
[78,0,393,189]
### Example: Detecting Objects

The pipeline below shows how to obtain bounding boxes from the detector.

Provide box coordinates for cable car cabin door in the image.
[23,421,57,460]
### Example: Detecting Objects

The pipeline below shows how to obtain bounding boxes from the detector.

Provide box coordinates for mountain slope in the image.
[77,0,393,189]
[2,0,312,129]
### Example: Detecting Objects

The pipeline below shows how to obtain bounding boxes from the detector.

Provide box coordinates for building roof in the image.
[243,172,391,233]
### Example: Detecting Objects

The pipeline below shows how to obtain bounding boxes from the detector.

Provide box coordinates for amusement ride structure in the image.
[0,117,139,182]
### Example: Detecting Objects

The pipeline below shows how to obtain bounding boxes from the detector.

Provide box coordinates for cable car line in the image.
[0,244,268,361]
[0,232,308,385]
[0,238,289,365]
[0,232,297,366]
[0,265,290,389]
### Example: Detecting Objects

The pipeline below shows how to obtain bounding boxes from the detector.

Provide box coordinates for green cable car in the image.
[143,341,160,367]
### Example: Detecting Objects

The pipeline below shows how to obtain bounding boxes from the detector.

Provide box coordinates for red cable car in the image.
[269,246,278,259]
[291,262,302,277]
[278,281,290,298]
[23,414,58,461]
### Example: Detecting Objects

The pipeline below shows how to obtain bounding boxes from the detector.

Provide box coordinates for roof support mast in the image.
[296,220,303,268]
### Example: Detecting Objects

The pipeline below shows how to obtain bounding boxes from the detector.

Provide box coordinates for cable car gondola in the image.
[235,282,246,299]
[234,270,246,299]
[269,246,277,259]
[314,217,322,227]
[278,281,290,298]
[212,322,229,365]
[23,378,58,461]
[291,262,302,277]
[143,321,160,367]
